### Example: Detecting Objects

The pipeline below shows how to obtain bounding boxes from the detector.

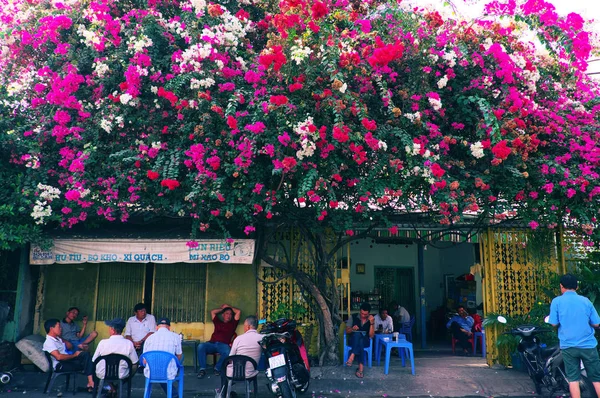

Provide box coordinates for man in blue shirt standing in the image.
[549,274,600,398]
[446,305,474,355]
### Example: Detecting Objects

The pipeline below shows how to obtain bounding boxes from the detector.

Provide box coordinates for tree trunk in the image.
[294,271,339,365]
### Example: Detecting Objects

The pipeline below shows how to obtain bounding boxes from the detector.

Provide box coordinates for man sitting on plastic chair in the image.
[142,317,183,398]
[92,317,139,396]
[446,305,474,356]
[345,303,375,379]
[217,316,262,398]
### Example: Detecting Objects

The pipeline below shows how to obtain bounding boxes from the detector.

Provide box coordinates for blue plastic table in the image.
[376,339,415,375]
[374,333,393,359]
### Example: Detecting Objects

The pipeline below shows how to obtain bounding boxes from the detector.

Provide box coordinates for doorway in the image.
[374,267,416,315]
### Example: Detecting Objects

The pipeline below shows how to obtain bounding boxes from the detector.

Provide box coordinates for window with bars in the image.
[152,264,206,322]
[96,263,145,320]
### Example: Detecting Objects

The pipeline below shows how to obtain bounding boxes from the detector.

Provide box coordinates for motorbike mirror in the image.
[497,316,507,324]
[544,315,550,324]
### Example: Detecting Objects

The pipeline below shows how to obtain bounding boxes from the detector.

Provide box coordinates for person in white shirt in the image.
[42,318,94,392]
[92,317,138,395]
[389,301,411,331]
[142,317,182,398]
[374,308,394,333]
[125,303,156,354]
[218,316,263,397]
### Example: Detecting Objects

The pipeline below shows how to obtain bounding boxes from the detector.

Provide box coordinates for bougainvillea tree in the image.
[1,0,600,361]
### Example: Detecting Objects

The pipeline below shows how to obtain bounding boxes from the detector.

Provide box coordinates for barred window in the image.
[152,264,206,322]
[96,263,145,320]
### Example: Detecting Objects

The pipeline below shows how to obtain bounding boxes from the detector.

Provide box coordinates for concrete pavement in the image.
[0,345,536,397]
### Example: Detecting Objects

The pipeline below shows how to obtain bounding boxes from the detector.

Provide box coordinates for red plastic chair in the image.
[451,335,475,354]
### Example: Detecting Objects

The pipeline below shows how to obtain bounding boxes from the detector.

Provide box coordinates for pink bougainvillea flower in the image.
[65,190,80,201]
[332,125,349,143]
[147,170,160,180]
[430,163,446,178]
[160,179,180,190]
[311,1,328,19]
[361,118,377,131]
[491,141,512,160]
[269,95,289,106]
[281,157,297,172]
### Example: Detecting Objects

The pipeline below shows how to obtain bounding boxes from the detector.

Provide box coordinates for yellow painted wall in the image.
[40,262,257,367]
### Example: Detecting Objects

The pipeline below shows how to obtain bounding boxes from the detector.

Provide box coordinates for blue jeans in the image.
[197,341,230,371]
[349,332,369,364]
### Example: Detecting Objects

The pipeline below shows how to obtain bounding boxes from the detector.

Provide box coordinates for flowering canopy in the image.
[1,0,600,247]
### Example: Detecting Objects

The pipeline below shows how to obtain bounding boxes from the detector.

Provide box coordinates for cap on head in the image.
[158,317,171,326]
[105,317,126,330]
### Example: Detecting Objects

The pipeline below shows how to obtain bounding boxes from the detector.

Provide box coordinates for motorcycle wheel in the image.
[522,355,542,395]
[579,375,598,398]
[298,379,310,393]
[278,380,297,398]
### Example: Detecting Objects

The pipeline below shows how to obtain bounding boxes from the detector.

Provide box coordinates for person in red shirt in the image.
[196,304,241,378]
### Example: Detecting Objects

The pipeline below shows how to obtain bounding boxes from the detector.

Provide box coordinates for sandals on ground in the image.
[355,369,363,378]
[197,369,206,379]
[345,359,353,367]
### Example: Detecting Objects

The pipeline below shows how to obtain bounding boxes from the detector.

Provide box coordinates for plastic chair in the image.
[343,331,373,368]
[399,316,415,342]
[92,354,134,398]
[473,329,486,358]
[43,351,79,395]
[139,351,184,398]
[451,335,475,354]
[210,333,237,369]
[220,355,258,398]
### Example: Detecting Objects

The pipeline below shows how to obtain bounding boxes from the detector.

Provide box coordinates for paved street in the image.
[0,345,536,397]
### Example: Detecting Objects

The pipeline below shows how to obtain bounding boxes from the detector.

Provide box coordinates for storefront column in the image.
[418,243,426,349]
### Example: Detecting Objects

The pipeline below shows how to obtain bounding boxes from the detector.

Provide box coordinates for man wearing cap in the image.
[92,317,139,389]
[197,304,241,379]
[143,317,183,397]
[125,303,156,354]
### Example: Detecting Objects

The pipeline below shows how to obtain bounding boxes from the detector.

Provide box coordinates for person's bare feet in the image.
[345,353,355,366]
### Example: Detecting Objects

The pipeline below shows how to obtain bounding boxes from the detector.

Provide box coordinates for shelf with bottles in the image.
[349,291,382,312]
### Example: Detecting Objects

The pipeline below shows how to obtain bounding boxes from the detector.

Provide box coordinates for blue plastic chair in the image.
[343,331,373,368]
[399,316,415,342]
[473,329,486,358]
[139,351,184,398]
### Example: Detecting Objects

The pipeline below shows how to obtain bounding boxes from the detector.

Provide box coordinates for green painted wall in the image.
[43,264,98,323]
[206,263,257,318]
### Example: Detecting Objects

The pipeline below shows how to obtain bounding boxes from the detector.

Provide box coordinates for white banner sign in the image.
[30,239,255,265]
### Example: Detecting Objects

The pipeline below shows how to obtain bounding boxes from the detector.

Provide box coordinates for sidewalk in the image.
[0,346,535,397]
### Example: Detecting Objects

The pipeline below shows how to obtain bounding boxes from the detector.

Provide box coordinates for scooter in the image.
[259,318,310,398]
[498,315,598,397]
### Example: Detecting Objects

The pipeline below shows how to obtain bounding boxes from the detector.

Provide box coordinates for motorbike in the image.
[259,318,310,398]
[498,316,598,397]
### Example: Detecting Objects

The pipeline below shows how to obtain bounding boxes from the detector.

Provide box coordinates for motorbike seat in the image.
[540,346,559,358]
